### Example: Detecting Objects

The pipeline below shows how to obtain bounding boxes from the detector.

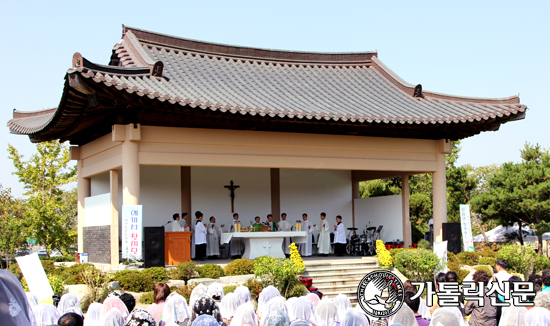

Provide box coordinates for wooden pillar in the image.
[402,174,412,247]
[181,166,192,223]
[270,168,280,222]
[122,124,140,206]
[110,169,119,266]
[433,140,450,242]
[77,159,90,253]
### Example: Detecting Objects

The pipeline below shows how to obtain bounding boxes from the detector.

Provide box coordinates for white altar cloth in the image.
[220,231,307,259]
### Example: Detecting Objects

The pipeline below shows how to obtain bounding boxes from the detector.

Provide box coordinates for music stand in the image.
[374,225,383,240]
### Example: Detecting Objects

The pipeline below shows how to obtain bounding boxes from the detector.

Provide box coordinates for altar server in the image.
[182,212,190,231]
[299,213,314,257]
[334,215,346,256]
[315,212,331,256]
[190,211,199,259]
[265,214,278,231]
[278,213,292,256]
[170,213,183,232]
[230,213,244,258]
[195,211,207,261]
[207,216,224,257]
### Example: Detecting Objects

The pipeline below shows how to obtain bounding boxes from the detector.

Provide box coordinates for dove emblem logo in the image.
[357,270,405,318]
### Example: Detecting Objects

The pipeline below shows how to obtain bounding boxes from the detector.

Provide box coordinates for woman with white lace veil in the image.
[33,303,60,326]
[286,297,298,320]
[334,294,352,320]
[388,304,419,326]
[342,309,370,326]
[189,284,209,314]
[288,297,317,325]
[193,314,222,326]
[220,293,240,323]
[430,308,460,326]
[498,304,527,326]
[58,293,83,316]
[101,309,125,326]
[234,286,251,306]
[0,270,35,326]
[263,296,288,318]
[208,283,225,301]
[315,301,339,326]
[84,302,103,326]
[230,303,258,326]
[163,292,191,325]
[263,310,290,326]
[258,286,282,313]
[525,307,550,326]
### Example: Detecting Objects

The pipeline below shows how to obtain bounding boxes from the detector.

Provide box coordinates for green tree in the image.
[472,143,550,254]
[0,185,27,267]
[8,141,77,255]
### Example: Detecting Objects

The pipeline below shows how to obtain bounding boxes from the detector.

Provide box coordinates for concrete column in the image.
[77,160,90,253]
[401,174,412,247]
[433,151,447,242]
[110,169,119,266]
[351,171,360,228]
[122,124,140,206]
[181,166,192,224]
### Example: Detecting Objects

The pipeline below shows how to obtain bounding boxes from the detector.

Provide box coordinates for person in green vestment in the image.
[265,214,278,231]
[250,216,264,231]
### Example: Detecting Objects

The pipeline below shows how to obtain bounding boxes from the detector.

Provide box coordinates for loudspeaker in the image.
[442,222,461,254]
[144,227,165,268]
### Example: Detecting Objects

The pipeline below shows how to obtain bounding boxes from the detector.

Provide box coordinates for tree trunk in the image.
[519,222,524,246]
[538,235,543,256]
[471,211,489,243]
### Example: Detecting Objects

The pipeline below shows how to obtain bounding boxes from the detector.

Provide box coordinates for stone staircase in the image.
[302,257,379,304]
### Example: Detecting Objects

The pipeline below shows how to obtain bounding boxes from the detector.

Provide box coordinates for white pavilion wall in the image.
[190,167,271,230]
[140,166,181,227]
[353,195,403,243]
[280,169,353,242]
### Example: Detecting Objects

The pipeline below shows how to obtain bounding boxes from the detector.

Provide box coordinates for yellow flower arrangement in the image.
[289,242,305,271]
[375,239,393,267]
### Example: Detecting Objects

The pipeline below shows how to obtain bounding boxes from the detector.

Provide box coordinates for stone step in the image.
[312,277,364,287]
[303,270,371,280]
[303,266,378,276]
[304,263,377,273]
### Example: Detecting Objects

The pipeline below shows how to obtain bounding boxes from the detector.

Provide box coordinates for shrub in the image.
[139,291,154,304]
[375,240,392,267]
[457,252,479,266]
[393,249,443,283]
[224,259,255,276]
[79,264,111,303]
[254,256,302,298]
[497,244,537,276]
[474,265,493,276]
[447,252,470,283]
[48,273,66,295]
[223,285,237,294]
[244,277,265,302]
[477,248,498,259]
[478,257,496,269]
[168,262,198,284]
[197,264,224,279]
[115,271,154,292]
[534,255,550,273]
[175,283,198,302]
[417,239,431,250]
[389,248,406,265]
[63,263,100,285]
[142,267,169,282]
[287,281,307,298]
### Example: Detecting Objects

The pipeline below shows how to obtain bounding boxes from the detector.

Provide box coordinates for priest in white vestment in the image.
[333,215,346,256]
[230,212,243,257]
[277,213,292,256]
[169,213,183,232]
[207,216,224,257]
[299,213,314,257]
[315,212,331,256]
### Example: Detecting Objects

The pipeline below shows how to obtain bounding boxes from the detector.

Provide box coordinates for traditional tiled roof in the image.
[7,25,526,144]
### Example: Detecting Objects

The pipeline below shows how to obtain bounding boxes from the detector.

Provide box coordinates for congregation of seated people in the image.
[4,257,550,326]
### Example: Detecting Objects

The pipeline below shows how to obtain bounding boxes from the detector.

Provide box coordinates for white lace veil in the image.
[498,305,527,326]
[163,292,190,324]
[220,292,240,319]
[33,303,60,326]
[342,309,370,326]
[58,293,83,316]
[334,294,352,320]
[230,302,259,326]
[189,283,209,313]
[234,286,251,306]
[262,309,291,326]
[207,282,225,300]
[388,304,418,326]
[315,301,339,326]
[429,308,460,326]
[84,302,103,326]
[288,297,317,325]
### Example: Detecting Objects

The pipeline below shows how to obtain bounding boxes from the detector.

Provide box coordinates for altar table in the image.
[222,231,307,259]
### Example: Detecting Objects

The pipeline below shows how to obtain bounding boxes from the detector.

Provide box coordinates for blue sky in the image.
[1,1,548,197]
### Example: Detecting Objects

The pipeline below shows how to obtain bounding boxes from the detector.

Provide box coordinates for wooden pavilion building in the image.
[8,26,526,265]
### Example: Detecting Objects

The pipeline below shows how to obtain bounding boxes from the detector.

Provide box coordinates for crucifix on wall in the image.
[224,180,240,213]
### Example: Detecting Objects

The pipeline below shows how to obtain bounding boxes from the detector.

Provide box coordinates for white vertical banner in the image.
[15,253,54,301]
[433,241,448,274]
[122,205,143,260]
[460,204,475,252]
